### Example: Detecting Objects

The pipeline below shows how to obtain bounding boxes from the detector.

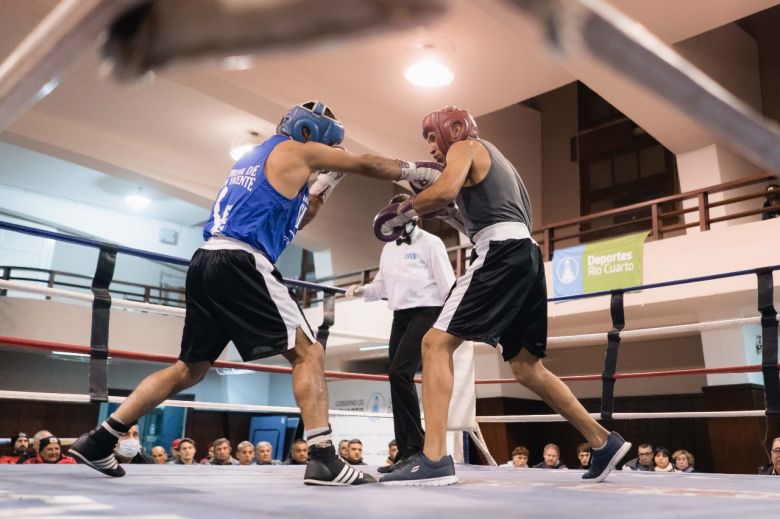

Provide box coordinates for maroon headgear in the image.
[422,106,478,156]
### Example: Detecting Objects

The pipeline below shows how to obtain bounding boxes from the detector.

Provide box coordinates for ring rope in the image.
[4,279,775,348]
[476,410,767,423]
[0,279,186,317]
[2,336,777,386]
[0,389,763,422]
[0,390,392,418]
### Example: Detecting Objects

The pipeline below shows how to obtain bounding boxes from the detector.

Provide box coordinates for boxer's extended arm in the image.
[299,142,401,180]
[299,142,442,186]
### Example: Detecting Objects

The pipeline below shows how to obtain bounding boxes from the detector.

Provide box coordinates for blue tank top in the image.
[203,134,309,263]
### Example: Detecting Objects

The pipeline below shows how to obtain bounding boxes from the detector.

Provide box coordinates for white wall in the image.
[536,83,581,229]
[476,104,543,227]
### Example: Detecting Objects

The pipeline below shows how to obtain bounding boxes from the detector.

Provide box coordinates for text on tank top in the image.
[203,134,310,263]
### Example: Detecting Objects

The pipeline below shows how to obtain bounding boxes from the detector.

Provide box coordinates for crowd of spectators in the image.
[5,430,779,476]
[1,429,394,470]
[500,439,780,475]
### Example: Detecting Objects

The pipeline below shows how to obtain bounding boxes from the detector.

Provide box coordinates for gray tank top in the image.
[456,138,533,238]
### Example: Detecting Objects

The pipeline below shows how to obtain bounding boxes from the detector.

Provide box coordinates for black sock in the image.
[92,415,131,449]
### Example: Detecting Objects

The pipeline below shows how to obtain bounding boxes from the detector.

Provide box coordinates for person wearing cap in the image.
[763,183,780,220]
[0,432,29,464]
[170,438,182,462]
[23,436,77,464]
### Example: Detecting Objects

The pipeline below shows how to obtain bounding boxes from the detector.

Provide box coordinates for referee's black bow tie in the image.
[396,235,411,246]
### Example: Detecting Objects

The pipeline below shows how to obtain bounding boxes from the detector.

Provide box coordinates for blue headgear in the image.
[277,101,345,145]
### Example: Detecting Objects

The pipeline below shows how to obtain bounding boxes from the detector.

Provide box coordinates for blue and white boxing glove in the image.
[373,197,419,242]
[398,160,443,192]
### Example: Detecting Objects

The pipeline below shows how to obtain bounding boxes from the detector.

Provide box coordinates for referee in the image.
[347,194,455,472]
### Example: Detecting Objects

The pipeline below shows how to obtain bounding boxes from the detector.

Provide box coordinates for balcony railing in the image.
[0,266,185,307]
[312,172,777,290]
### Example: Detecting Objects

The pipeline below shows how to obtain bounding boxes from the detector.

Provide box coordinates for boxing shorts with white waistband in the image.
[433,222,547,361]
[179,237,316,363]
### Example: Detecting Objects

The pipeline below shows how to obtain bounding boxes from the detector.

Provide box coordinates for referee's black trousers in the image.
[387,305,441,460]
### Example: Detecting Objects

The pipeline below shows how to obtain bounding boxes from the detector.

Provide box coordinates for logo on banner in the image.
[556,256,579,284]
[366,392,386,413]
[552,232,647,298]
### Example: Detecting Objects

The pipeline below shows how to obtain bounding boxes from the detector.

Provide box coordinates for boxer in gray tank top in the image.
[456,138,533,238]
[376,106,630,487]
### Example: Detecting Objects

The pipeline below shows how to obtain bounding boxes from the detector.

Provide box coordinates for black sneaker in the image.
[377,454,416,474]
[69,432,125,477]
[303,444,376,486]
[582,432,631,483]
[379,453,457,486]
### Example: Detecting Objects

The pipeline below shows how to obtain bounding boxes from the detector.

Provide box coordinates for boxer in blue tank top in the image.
[376,106,631,487]
[70,100,449,487]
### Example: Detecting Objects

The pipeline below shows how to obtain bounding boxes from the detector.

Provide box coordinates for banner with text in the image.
[552,231,648,298]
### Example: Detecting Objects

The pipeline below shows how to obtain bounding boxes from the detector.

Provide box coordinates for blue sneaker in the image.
[582,432,631,483]
[379,453,458,486]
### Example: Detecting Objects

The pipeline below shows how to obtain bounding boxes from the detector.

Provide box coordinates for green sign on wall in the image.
[553,231,648,297]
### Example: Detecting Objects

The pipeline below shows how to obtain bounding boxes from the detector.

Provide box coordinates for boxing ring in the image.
[1,0,780,517]
[1,218,779,517]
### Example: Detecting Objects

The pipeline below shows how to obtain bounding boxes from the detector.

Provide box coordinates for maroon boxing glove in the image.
[373,197,418,242]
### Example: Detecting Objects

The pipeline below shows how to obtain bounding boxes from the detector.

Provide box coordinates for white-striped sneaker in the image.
[69,432,125,477]
[303,445,376,486]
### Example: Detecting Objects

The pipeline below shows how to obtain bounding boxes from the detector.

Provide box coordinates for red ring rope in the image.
[2,335,777,385]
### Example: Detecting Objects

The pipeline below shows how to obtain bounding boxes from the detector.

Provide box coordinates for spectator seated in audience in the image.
[284,439,308,465]
[173,438,198,465]
[151,446,168,464]
[115,425,153,464]
[759,437,780,475]
[255,441,281,465]
[23,436,76,465]
[533,443,567,469]
[384,439,398,466]
[653,446,674,472]
[200,445,215,464]
[170,438,182,462]
[622,443,654,471]
[672,449,696,473]
[576,442,591,470]
[209,438,239,465]
[0,432,29,464]
[15,429,53,464]
[763,183,780,220]
[338,439,349,460]
[346,438,366,465]
[236,441,255,465]
[502,446,529,468]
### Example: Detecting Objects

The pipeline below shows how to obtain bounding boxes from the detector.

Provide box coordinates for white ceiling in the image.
[1,0,778,247]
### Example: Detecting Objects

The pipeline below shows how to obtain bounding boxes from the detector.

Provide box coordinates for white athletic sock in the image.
[305,426,332,448]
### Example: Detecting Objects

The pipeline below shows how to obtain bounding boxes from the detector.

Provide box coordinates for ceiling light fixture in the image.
[405,59,454,88]
[125,188,151,209]
[230,130,262,161]
[404,34,455,88]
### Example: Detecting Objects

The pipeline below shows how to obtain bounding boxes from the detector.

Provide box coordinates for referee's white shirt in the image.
[361,227,456,311]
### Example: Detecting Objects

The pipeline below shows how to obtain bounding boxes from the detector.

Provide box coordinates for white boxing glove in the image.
[310,170,345,203]
[398,160,443,192]
[345,284,364,298]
